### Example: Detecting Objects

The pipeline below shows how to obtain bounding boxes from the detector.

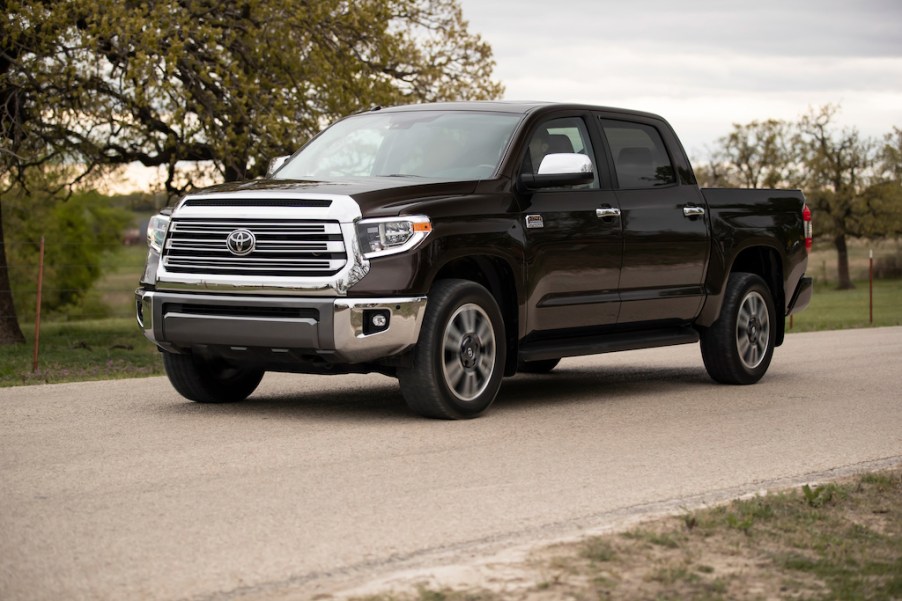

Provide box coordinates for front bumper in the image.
[135,290,427,364]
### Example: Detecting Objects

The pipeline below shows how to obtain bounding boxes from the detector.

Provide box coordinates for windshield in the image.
[273,110,521,181]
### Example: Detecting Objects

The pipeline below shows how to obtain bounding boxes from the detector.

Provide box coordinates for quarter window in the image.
[602,120,676,188]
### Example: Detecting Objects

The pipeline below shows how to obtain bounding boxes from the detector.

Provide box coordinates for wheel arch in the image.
[432,255,520,376]
[698,244,786,346]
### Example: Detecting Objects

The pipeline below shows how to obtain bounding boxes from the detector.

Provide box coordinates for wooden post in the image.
[32,236,45,373]
[869,249,873,324]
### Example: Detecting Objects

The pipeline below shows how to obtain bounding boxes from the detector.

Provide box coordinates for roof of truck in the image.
[367,101,665,121]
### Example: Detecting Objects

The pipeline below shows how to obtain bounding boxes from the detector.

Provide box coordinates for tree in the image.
[4,184,131,319]
[795,106,880,290]
[707,119,802,189]
[0,0,504,344]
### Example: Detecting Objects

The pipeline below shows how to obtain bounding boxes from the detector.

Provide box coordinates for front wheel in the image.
[162,352,264,403]
[398,279,506,419]
[700,272,776,385]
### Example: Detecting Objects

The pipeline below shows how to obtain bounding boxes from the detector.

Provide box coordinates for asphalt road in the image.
[2,327,901,600]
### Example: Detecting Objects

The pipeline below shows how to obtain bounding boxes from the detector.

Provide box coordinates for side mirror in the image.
[521,153,594,189]
[266,155,289,177]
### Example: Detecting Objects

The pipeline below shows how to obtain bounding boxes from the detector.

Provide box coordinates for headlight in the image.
[356,216,432,258]
[147,213,171,253]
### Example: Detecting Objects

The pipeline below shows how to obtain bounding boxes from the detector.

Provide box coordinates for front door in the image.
[520,115,623,334]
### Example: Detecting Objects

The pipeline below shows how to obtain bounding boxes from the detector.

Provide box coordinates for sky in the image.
[114,0,902,192]
[457,0,902,157]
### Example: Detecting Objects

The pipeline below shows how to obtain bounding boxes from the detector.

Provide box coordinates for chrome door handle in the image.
[596,207,621,219]
[683,206,706,218]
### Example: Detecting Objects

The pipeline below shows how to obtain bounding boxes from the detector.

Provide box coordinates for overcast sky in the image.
[457,0,902,157]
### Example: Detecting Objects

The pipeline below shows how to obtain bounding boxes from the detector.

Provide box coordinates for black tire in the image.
[518,358,560,374]
[700,272,776,385]
[398,279,506,419]
[162,352,264,403]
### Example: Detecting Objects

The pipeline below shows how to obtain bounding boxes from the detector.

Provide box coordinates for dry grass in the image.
[354,467,902,601]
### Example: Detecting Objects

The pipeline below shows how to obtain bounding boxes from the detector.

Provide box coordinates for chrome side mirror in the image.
[537,153,593,175]
[521,153,595,189]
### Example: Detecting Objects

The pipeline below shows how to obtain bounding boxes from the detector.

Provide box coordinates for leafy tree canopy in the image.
[2,0,504,192]
[698,106,901,290]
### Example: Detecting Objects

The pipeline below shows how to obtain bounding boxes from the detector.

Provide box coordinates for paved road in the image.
[2,327,901,600]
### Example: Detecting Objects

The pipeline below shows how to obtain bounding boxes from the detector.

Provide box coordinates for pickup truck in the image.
[137,102,813,419]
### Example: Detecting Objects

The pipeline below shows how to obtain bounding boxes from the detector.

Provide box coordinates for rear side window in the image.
[601,120,676,188]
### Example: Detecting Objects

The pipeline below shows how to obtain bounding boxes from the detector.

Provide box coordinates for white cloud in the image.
[460,0,902,158]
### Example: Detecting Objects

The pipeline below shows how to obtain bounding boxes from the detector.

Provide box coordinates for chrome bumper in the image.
[136,290,426,364]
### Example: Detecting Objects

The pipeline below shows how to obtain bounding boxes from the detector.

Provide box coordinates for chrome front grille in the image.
[162,218,347,277]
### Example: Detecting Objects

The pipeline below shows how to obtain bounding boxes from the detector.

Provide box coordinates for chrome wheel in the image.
[398,279,505,419]
[441,303,497,402]
[701,272,776,385]
[736,290,770,370]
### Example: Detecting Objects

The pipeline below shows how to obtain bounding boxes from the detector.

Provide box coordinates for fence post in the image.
[32,236,45,373]
[869,249,873,324]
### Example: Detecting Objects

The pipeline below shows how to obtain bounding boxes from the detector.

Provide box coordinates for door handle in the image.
[596,207,621,219]
[683,206,706,218]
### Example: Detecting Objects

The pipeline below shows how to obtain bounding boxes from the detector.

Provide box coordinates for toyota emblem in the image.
[226,229,256,256]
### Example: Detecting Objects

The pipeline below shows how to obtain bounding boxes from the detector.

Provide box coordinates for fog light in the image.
[363,309,390,335]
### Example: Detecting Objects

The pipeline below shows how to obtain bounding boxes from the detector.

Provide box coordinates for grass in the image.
[1,242,162,387]
[0,318,163,387]
[787,278,902,332]
[353,467,902,601]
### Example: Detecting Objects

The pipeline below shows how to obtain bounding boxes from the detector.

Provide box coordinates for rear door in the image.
[519,113,623,334]
[596,115,710,324]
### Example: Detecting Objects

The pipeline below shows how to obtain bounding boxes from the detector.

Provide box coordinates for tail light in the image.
[802,204,812,253]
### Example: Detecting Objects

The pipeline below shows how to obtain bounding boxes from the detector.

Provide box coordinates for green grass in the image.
[787,278,902,332]
[0,318,163,387]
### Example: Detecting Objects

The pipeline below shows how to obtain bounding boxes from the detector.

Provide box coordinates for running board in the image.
[518,327,699,362]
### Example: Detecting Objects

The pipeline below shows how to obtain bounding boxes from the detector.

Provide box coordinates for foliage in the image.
[702,119,802,189]
[3,183,132,319]
[796,106,900,289]
[1,0,503,191]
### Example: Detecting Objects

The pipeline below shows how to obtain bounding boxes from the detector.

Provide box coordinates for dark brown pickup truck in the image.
[137,102,812,419]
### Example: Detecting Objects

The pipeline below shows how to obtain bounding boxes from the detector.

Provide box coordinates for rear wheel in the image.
[700,272,776,385]
[162,352,264,403]
[398,279,506,419]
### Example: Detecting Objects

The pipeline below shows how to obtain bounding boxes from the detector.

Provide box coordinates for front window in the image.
[274,110,521,181]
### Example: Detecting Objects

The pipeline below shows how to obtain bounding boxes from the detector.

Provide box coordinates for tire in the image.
[398,279,506,419]
[700,272,776,385]
[162,351,264,403]
[518,358,560,374]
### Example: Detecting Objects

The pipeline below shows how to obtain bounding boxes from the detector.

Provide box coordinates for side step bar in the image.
[518,326,700,362]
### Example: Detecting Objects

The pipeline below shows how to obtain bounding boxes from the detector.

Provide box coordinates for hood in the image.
[183,177,481,217]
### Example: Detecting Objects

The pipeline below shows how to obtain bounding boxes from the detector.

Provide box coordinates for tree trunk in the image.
[0,201,26,345]
[833,232,855,290]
